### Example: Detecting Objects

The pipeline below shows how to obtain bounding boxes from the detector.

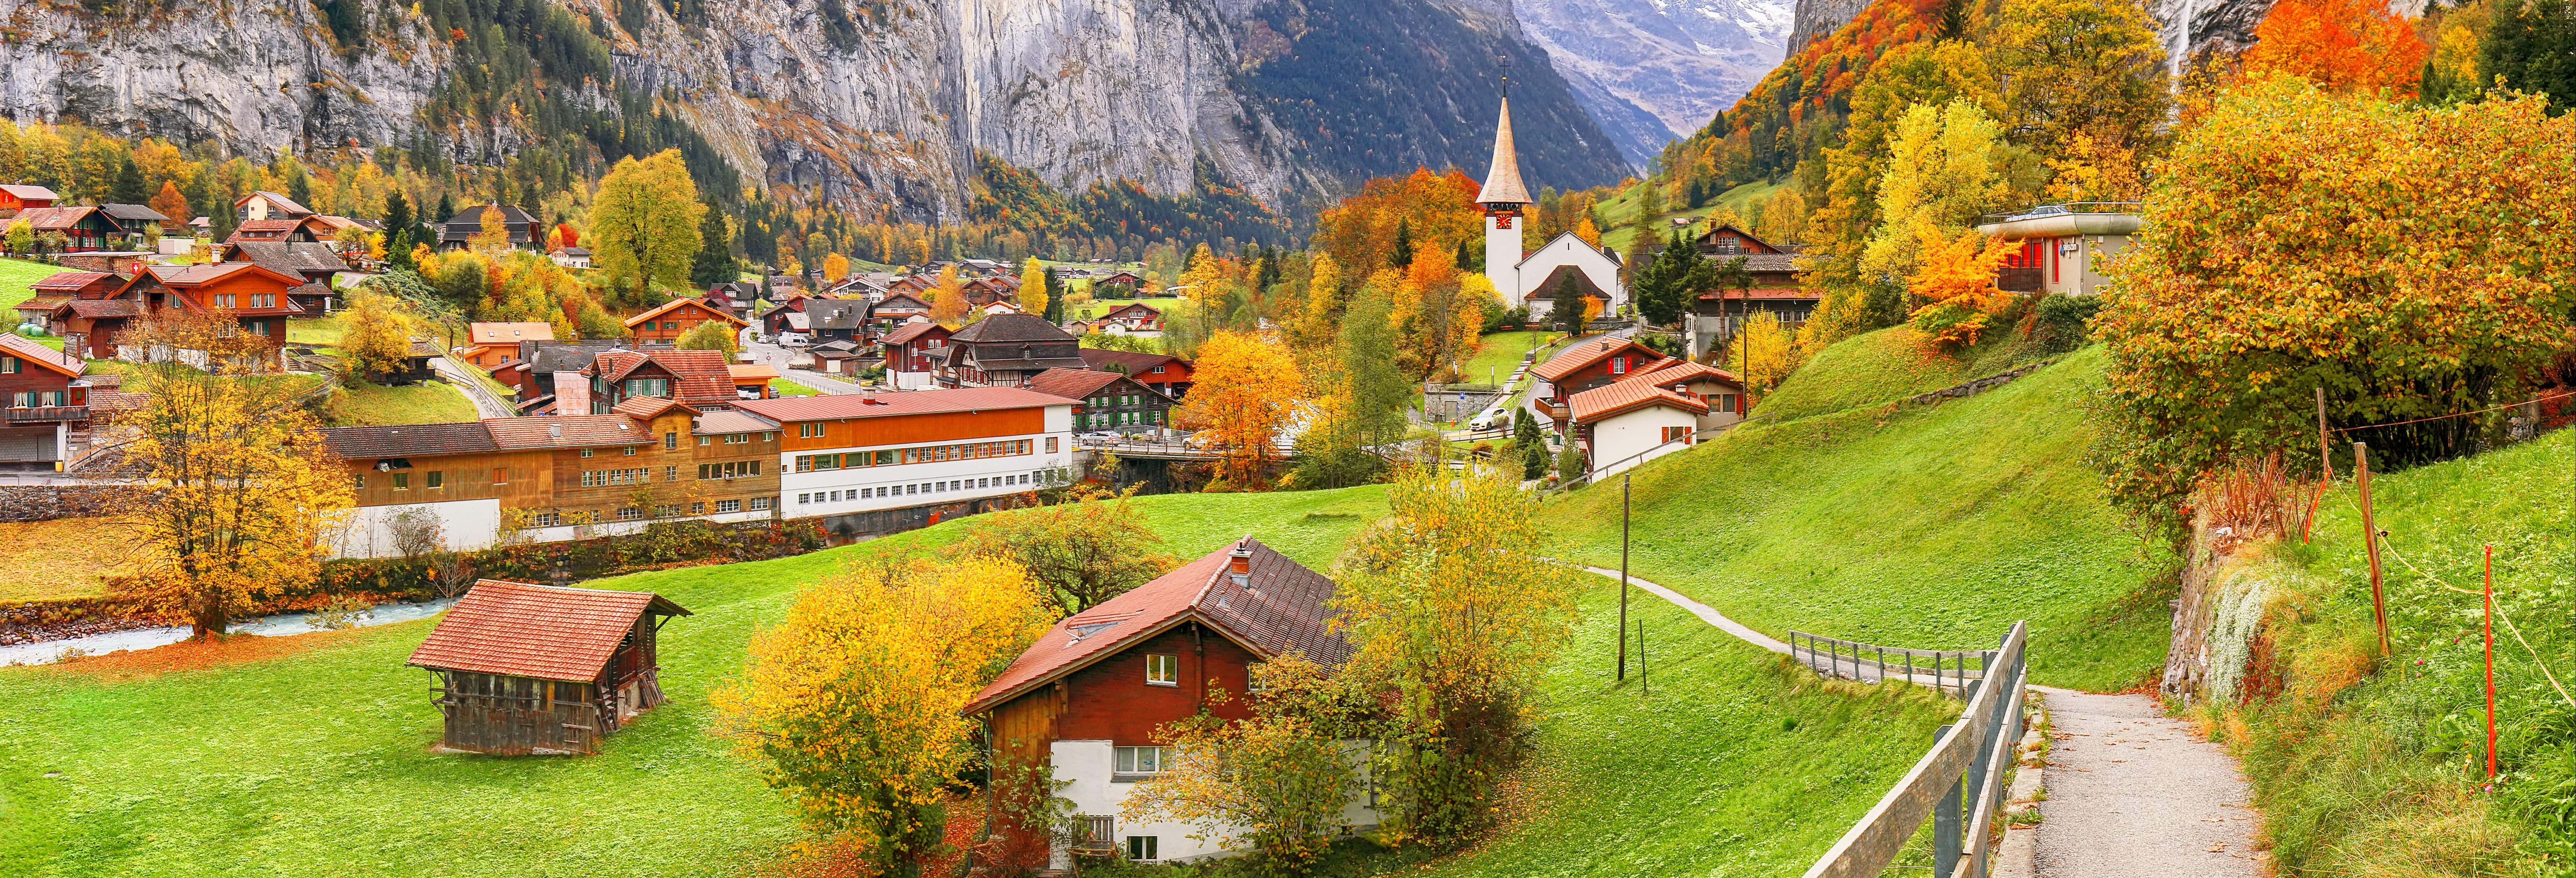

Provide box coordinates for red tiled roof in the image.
[0,332,82,377]
[624,296,748,328]
[964,537,1349,715]
[880,322,945,345]
[141,261,305,289]
[735,386,1069,423]
[592,349,734,410]
[407,579,689,682]
[31,271,112,291]
[1531,336,1658,382]
[469,322,555,345]
[1568,378,1710,423]
[232,218,305,233]
[1022,367,1129,401]
[11,206,95,231]
[728,364,780,382]
[56,299,142,319]
[1077,348,1185,375]
[484,414,650,449]
[611,395,695,420]
[1628,360,1742,389]
[1099,303,1158,320]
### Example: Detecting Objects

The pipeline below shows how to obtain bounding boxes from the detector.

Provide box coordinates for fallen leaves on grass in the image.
[0,517,143,603]
[37,632,345,683]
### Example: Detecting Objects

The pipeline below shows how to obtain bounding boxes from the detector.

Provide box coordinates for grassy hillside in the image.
[320,381,481,427]
[1598,179,1786,253]
[0,257,60,314]
[2207,430,2576,874]
[1752,326,2057,422]
[0,488,1389,878]
[1553,341,2176,692]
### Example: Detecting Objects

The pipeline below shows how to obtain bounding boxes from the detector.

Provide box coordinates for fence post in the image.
[2357,442,2391,655]
[1934,723,1962,876]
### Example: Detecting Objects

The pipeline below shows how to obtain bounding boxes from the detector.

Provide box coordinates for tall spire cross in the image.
[1477,60,1531,207]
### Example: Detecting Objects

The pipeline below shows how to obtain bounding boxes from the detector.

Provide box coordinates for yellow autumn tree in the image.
[928,265,968,327]
[1289,251,1346,355]
[822,252,851,284]
[1906,225,2017,351]
[1179,243,1232,312]
[2043,133,2148,204]
[1719,311,1797,408]
[1573,216,1602,249]
[467,205,511,256]
[1017,258,1050,319]
[1174,331,1305,488]
[338,290,416,382]
[713,556,1052,871]
[590,149,706,293]
[107,310,354,640]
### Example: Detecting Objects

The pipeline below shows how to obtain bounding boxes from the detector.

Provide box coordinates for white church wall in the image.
[1509,233,1627,311]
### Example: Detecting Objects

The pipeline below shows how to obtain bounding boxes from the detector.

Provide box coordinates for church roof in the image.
[1477,97,1533,206]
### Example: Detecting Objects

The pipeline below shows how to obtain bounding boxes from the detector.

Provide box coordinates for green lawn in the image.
[321,381,480,427]
[1458,331,1563,386]
[1752,326,2055,422]
[767,378,819,397]
[1599,179,1788,253]
[286,314,351,349]
[0,256,64,314]
[1553,343,2176,692]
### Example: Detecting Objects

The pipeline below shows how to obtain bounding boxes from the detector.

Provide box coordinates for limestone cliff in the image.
[0,0,1627,222]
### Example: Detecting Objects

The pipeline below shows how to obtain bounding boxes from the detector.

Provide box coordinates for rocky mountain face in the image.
[0,0,1627,223]
[1514,0,1796,167]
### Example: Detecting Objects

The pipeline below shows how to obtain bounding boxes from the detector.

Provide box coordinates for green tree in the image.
[958,486,1180,614]
[1634,231,1703,326]
[110,156,148,205]
[1547,275,1588,332]
[1389,218,1415,268]
[590,150,706,293]
[690,208,734,288]
[675,318,740,356]
[1293,287,1411,488]
[2481,0,2576,112]
[5,219,30,255]
[1987,0,2170,156]
[1554,437,1585,480]
[1335,466,1575,842]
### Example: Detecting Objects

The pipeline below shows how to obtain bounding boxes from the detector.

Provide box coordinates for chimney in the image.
[1227,546,1253,585]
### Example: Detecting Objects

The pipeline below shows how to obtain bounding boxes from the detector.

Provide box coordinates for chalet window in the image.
[10,390,64,407]
[624,446,638,456]
[616,507,642,521]
[353,474,365,490]
[391,473,410,490]
[725,434,749,444]
[532,512,561,527]
[244,320,268,335]
[799,423,823,438]
[1126,837,1159,862]
[1662,426,1693,444]
[213,294,236,308]
[624,378,670,397]
[1609,356,1627,375]
[1719,394,1738,414]
[1046,437,1059,453]
[716,499,741,513]
[0,356,17,373]
[426,471,444,489]
[691,502,706,515]
[492,467,507,485]
[665,432,678,450]
[1145,653,1179,686]
[580,449,595,458]
[751,497,772,511]
[665,466,678,482]
[1115,746,1175,776]
[250,294,275,308]
[654,504,679,518]
[698,436,712,446]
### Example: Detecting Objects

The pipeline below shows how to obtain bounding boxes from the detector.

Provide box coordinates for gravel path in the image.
[2032,688,2262,877]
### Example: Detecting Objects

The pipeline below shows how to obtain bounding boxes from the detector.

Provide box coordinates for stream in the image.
[0,598,457,667]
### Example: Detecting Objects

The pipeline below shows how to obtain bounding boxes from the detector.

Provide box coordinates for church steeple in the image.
[1477,96,1532,207]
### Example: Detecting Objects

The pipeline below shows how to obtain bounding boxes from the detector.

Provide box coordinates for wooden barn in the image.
[406,579,691,755]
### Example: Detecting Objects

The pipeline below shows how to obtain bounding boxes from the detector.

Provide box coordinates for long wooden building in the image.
[406,579,691,755]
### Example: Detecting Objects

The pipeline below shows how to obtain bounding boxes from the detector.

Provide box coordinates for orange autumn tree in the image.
[1175,330,1305,488]
[928,264,969,326]
[713,556,1052,873]
[1311,168,1483,273]
[1905,224,2016,351]
[2242,0,2428,96]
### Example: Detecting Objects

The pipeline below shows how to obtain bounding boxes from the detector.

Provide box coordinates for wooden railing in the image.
[1073,815,1117,853]
[1788,630,1993,698]
[3,405,87,424]
[1804,621,2029,878]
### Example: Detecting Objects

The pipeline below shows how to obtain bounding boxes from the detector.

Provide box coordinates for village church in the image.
[1476,95,1628,315]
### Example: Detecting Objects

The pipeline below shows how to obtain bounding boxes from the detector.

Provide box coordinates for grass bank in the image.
[1551,342,2176,692]
[0,256,60,313]
[0,519,143,603]
[0,487,1388,877]
[321,381,479,427]
[2196,429,2576,875]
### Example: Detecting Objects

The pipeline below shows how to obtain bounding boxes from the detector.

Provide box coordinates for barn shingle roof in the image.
[407,579,689,682]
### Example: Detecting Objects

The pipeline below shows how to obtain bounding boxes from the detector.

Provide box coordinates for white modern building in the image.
[737,388,1078,534]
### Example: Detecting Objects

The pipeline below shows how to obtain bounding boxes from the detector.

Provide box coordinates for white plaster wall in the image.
[1589,406,1700,478]
[1486,213,1523,308]
[1048,738,1382,867]
[330,498,503,559]
[1515,232,1627,310]
[776,427,1075,520]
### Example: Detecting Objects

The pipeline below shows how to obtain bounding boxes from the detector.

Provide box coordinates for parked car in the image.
[1080,431,1123,443]
[778,332,811,347]
[1468,411,1503,431]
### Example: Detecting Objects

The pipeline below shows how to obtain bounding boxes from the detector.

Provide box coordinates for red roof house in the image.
[407,579,691,755]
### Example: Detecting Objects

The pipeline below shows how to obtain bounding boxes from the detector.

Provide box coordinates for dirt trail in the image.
[2030,688,2262,877]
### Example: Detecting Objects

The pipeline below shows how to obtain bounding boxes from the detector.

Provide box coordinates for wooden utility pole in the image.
[2357,442,2390,655]
[1618,473,1631,681]
[2485,544,2499,781]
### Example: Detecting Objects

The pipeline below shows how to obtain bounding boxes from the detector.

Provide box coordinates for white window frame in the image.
[1145,653,1179,686]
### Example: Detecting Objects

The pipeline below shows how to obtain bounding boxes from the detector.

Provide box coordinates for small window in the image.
[698,436,712,446]
[750,496,772,511]
[391,472,410,490]
[616,507,642,521]
[1046,436,1059,453]
[580,448,594,458]
[532,512,561,527]
[665,432,678,450]
[1115,746,1176,776]
[666,466,678,482]
[797,493,810,504]
[1126,836,1159,862]
[352,473,365,490]
[690,501,706,515]
[425,471,444,489]
[1145,653,1179,686]
[492,467,507,485]
[624,446,638,456]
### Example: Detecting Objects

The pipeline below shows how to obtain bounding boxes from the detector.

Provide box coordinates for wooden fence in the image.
[1803,621,2029,878]
[1788,630,1995,698]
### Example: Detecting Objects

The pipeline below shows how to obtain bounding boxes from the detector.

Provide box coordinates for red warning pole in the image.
[2486,544,2498,782]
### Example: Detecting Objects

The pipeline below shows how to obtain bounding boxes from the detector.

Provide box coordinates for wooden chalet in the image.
[0,183,58,214]
[1027,367,1171,433]
[870,292,931,325]
[438,204,543,251]
[961,275,1022,308]
[928,313,1087,389]
[14,271,120,333]
[1078,349,1194,398]
[586,348,736,412]
[1689,225,1812,331]
[456,322,556,370]
[223,240,349,314]
[50,263,305,361]
[407,579,691,755]
[757,294,813,337]
[624,297,747,345]
[1093,302,1163,335]
[12,207,120,252]
[880,321,950,390]
[98,203,172,249]
[1,333,98,470]
[226,215,335,245]
[233,190,314,222]
[1528,336,1665,430]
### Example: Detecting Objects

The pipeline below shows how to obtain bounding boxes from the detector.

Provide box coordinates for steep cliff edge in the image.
[0,0,1626,222]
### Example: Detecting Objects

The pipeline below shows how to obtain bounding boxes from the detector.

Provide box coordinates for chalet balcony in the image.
[4,405,88,425]
[1534,397,1569,423]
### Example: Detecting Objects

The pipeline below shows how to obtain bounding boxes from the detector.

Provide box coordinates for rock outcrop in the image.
[1514,0,1796,166]
[0,0,1627,222]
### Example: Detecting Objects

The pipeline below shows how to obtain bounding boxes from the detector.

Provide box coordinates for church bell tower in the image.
[1477,88,1534,310]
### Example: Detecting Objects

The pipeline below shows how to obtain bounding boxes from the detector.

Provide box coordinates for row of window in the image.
[699,460,763,479]
[796,472,1039,505]
[1087,394,1150,408]
[794,438,1041,473]
[1079,410,1160,429]
[524,496,773,529]
[579,467,664,488]
[8,390,67,408]
[210,293,277,309]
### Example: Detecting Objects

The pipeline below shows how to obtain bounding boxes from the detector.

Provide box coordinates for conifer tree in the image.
[110,157,148,205]
[690,209,734,288]
[1390,219,1415,268]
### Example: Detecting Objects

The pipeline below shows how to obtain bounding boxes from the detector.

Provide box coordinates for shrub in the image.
[2029,293,2102,354]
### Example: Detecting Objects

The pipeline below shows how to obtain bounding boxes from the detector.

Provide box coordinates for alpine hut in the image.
[407,579,691,755]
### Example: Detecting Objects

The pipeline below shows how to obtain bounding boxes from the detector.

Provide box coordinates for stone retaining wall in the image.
[0,485,136,523]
